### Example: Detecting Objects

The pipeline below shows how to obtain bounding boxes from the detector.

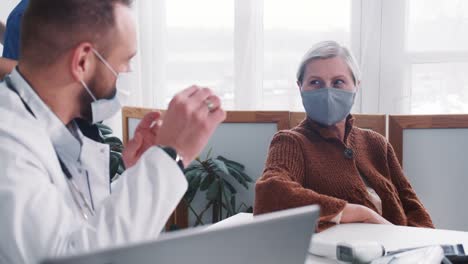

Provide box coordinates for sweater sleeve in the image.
[254,132,347,227]
[386,142,434,228]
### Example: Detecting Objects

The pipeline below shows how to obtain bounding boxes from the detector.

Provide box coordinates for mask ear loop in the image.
[79,79,97,101]
[92,48,134,99]
[92,48,118,77]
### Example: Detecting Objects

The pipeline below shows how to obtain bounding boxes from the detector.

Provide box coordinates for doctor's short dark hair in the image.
[20,0,134,66]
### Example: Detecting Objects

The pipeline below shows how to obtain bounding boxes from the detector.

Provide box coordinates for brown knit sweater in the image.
[254,115,434,231]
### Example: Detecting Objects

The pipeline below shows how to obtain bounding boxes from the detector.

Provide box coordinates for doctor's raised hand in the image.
[123,87,225,169]
[157,86,225,168]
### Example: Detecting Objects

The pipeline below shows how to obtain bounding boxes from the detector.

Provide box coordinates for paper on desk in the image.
[205,213,254,231]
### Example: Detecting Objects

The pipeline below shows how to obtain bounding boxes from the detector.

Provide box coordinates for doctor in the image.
[0,0,226,263]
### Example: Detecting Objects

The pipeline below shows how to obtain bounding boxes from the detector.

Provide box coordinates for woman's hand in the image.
[341,204,393,225]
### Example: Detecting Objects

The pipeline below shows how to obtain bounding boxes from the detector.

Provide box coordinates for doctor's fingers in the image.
[174,85,201,100]
[168,87,214,120]
[196,95,222,118]
[184,88,218,121]
[209,106,226,124]
[149,119,163,138]
[167,85,203,111]
[122,132,143,168]
[135,112,162,134]
[189,96,225,138]
[126,132,143,152]
[188,87,214,102]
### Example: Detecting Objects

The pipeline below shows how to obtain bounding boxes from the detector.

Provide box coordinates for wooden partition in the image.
[388,114,468,231]
[388,115,468,164]
[289,112,387,137]
[122,107,156,145]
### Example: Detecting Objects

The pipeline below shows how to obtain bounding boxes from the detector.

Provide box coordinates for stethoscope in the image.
[4,75,95,221]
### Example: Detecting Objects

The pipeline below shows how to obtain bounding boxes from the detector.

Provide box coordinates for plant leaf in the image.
[218,155,245,171]
[222,179,237,194]
[109,153,120,178]
[96,123,113,136]
[184,166,203,181]
[212,159,229,176]
[206,147,213,160]
[188,173,202,189]
[104,136,123,145]
[227,168,248,189]
[111,145,124,153]
[200,173,215,191]
[237,170,254,183]
[117,164,125,175]
[221,183,234,216]
[230,195,237,214]
[206,179,220,201]
[185,175,201,202]
[184,165,202,173]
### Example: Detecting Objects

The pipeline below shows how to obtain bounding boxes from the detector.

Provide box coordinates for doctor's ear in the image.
[70,43,95,82]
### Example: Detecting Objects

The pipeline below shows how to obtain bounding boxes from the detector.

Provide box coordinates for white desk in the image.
[212,213,468,263]
[309,223,468,263]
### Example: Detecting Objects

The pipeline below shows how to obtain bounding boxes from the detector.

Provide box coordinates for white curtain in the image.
[107,0,356,137]
[123,0,356,110]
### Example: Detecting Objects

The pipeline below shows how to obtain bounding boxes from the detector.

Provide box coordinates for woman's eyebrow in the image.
[332,75,348,79]
[306,76,323,81]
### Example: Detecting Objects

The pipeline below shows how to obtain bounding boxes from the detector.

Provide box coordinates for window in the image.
[134,0,357,111]
[132,0,468,115]
[263,0,353,110]
[410,63,468,113]
[406,0,468,114]
[165,0,234,108]
[381,0,468,114]
[407,0,468,52]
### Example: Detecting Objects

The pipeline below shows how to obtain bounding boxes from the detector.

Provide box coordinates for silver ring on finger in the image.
[205,99,215,112]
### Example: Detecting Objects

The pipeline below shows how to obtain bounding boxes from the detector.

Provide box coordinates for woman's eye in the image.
[310,80,321,86]
[334,79,345,87]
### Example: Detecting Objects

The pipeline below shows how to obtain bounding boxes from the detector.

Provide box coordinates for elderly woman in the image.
[254,41,433,231]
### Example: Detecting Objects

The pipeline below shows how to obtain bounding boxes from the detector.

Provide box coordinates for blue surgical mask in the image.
[79,49,132,124]
[301,87,356,126]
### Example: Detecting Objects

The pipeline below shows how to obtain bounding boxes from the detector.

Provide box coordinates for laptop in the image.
[42,205,320,264]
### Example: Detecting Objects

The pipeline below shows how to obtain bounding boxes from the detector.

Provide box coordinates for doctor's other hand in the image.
[123,111,162,169]
[157,86,226,167]
[341,204,393,225]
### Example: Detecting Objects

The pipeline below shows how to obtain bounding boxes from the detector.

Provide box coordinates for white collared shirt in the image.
[0,69,188,263]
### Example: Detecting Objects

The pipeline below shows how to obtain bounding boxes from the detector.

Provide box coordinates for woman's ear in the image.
[297,80,302,91]
[355,80,361,92]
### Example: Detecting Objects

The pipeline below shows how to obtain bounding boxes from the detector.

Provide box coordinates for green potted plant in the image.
[183,149,254,226]
[95,123,125,181]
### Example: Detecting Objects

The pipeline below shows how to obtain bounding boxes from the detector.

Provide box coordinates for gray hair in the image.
[296,41,361,85]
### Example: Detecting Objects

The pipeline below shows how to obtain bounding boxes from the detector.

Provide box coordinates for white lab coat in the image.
[0,69,188,263]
